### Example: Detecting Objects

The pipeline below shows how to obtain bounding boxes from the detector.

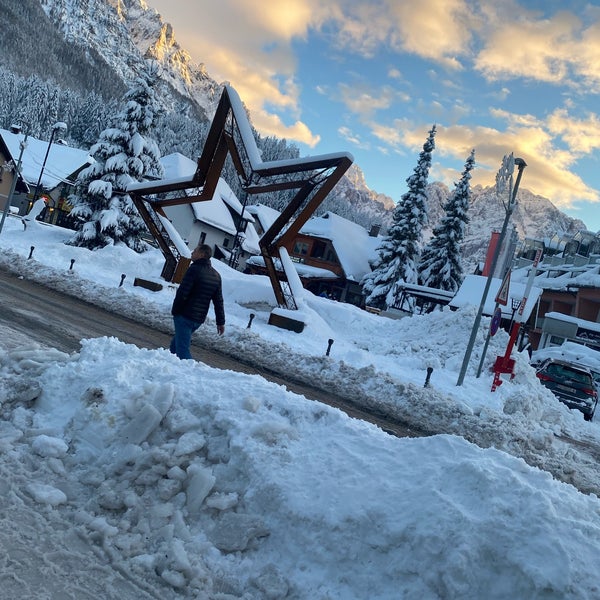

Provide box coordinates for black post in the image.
[326,338,334,356]
[69,259,75,270]
[31,123,66,205]
[119,274,126,287]
[247,313,255,329]
[424,367,434,388]
[28,246,35,259]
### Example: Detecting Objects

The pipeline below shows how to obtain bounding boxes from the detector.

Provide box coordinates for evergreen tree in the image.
[418,149,475,293]
[68,91,116,149]
[156,111,209,160]
[68,61,164,252]
[361,125,436,309]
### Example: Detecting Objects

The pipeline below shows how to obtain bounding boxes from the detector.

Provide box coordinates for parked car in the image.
[535,358,598,421]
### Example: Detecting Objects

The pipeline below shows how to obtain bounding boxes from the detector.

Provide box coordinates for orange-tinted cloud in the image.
[365,110,599,208]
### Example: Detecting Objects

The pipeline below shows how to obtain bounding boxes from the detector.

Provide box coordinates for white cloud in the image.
[338,126,369,149]
[547,108,600,154]
[473,6,600,92]
[337,83,398,118]
[148,0,480,147]
[365,109,599,209]
[149,0,328,144]
[436,117,600,209]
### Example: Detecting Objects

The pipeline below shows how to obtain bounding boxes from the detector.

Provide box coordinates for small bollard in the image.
[326,338,334,356]
[69,258,75,270]
[424,366,434,388]
[28,246,35,259]
[247,313,255,329]
[119,273,126,287]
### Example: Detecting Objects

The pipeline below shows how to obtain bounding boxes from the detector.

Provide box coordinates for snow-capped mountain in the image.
[39,0,222,119]
[425,181,587,271]
[24,0,594,261]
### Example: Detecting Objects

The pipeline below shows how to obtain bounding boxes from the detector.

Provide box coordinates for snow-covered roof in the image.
[128,151,197,193]
[0,129,92,190]
[512,256,600,291]
[198,179,254,223]
[160,153,253,221]
[394,282,456,301]
[245,209,380,281]
[160,151,197,178]
[159,154,259,255]
[246,203,281,233]
[299,212,381,281]
[543,311,600,333]
[450,274,542,321]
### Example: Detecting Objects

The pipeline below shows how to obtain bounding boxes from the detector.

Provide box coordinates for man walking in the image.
[169,244,225,360]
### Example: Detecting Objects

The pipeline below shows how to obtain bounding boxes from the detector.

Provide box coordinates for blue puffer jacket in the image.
[171,258,225,326]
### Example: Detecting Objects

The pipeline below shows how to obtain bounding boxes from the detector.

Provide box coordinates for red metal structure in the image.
[128,86,353,309]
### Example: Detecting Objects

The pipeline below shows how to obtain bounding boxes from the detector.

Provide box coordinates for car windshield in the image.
[545,363,592,384]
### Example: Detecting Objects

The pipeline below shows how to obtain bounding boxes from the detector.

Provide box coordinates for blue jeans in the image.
[170,315,202,360]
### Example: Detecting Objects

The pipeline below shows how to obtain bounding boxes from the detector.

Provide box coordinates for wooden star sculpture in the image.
[128,85,353,309]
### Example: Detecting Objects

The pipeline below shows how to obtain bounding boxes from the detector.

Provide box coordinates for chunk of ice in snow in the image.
[210,513,269,552]
[32,434,69,458]
[206,492,239,511]
[26,482,67,506]
[174,431,206,456]
[186,464,215,513]
[120,403,162,445]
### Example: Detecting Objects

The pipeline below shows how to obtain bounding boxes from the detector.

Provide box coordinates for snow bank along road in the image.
[4,265,600,498]
[0,266,419,439]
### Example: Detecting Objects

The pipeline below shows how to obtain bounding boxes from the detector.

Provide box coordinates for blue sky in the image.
[146,0,600,232]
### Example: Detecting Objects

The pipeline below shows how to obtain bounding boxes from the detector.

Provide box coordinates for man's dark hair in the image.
[196,244,212,258]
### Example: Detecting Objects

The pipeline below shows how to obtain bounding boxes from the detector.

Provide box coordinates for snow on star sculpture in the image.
[21,198,47,230]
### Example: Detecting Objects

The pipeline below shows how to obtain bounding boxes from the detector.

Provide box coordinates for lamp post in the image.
[456,155,527,386]
[30,121,67,207]
[229,189,249,269]
[509,297,521,329]
[0,129,29,236]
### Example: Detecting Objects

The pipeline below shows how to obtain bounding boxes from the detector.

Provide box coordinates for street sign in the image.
[490,307,502,336]
[495,270,511,306]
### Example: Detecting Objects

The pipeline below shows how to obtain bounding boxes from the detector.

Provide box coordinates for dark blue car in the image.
[536,358,598,421]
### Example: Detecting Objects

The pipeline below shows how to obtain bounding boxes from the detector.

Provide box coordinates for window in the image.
[325,247,337,263]
[223,237,230,248]
[199,232,206,244]
[311,241,326,259]
[293,241,309,256]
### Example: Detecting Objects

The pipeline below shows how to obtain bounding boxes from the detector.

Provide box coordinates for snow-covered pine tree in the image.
[67,60,164,252]
[361,125,436,309]
[418,149,475,293]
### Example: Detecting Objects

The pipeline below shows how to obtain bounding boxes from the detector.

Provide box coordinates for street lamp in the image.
[229,189,249,269]
[456,155,527,386]
[0,128,29,236]
[30,121,67,207]
[509,297,521,329]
